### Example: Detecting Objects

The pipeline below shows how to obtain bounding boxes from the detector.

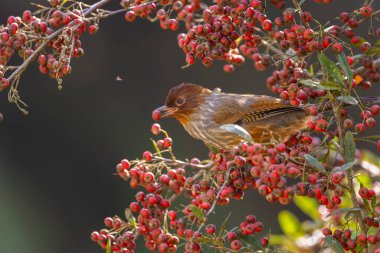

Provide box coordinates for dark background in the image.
[0,1,378,252]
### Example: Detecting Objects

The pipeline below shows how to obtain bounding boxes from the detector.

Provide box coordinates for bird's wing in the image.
[213,94,303,124]
[212,94,307,142]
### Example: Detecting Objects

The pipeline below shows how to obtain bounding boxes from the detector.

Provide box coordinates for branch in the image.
[5,0,113,85]
[154,156,215,170]
[196,167,232,233]
[353,58,380,75]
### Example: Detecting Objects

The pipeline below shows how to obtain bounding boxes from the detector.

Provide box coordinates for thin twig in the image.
[154,156,214,170]
[196,167,233,233]
[353,58,380,75]
[6,0,113,84]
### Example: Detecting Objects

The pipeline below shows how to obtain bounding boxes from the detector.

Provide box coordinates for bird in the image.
[152,83,377,150]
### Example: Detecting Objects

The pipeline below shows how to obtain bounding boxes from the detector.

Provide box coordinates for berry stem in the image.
[4,0,113,88]
[196,166,233,233]
[353,58,380,75]
[331,98,368,250]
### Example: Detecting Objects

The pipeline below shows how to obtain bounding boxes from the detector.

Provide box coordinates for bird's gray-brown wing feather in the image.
[212,94,308,142]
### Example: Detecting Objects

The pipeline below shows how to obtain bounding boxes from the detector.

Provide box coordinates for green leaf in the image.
[363,198,371,211]
[304,154,326,173]
[337,96,358,105]
[323,236,345,253]
[343,131,355,162]
[269,234,285,245]
[318,53,345,88]
[220,124,253,143]
[363,135,380,140]
[332,161,356,173]
[357,173,372,189]
[189,204,205,222]
[365,47,380,56]
[218,212,231,237]
[293,196,319,221]
[375,38,380,46]
[238,234,264,250]
[337,52,353,87]
[299,79,340,90]
[106,239,111,253]
[326,207,362,218]
[278,210,303,238]
[371,197,376,208]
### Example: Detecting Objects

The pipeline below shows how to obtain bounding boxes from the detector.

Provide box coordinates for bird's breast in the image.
[182,97,241,149]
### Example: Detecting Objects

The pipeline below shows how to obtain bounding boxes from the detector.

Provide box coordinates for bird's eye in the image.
[175,97,185,106]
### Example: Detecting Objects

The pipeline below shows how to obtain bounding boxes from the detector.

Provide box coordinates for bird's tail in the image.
[305,96,380,113]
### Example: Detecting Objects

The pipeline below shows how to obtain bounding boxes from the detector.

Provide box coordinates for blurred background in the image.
[0,1,378,252]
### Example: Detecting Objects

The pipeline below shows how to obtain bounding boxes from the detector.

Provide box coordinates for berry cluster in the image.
[0,0,378,252]
[322,228,380,251]
[92,122,380,252]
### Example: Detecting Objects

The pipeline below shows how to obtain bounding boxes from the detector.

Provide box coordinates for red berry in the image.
[322,228,332,236]
[121,159,130,170]
[368,235,377,244]
[359,186,368,198]
[231,240,242,250]
[365,117,376,128]
[261,19,272,31]
[361,5,373,17]
[260,237,269,247]
[163,137,173,148]
[315,119,328,132]
[130,202,140,212]
[227,232,238,241]
[331,43,343,54]
[223,64,234,73]
[152,109,161,121]
[355,123,365,133]
[125,11,136,22]
[356,234,367,246]
[104,217,113,227]
[143,151,153,162]
[151,123,161,134]
[371,105,380,115]
[205,224,216,234]
[323,36,332,48]
[276,143,286,153]
[331,172,343,184]
[88,25,98,35]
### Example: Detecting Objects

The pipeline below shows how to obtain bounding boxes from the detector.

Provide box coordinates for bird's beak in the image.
[152,106,178,121]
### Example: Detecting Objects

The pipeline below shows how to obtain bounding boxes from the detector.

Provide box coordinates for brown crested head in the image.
[152,83,212,124]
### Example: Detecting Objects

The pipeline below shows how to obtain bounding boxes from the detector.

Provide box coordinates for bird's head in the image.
[152,83,212,124]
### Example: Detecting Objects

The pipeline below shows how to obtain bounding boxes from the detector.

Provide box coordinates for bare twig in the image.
[6,0,113,85]
[196,167,233,233]
[154,156,215,170]
[353,58,380,75]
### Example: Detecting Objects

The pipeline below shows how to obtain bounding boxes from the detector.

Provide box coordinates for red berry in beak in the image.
[152,109,161,121]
